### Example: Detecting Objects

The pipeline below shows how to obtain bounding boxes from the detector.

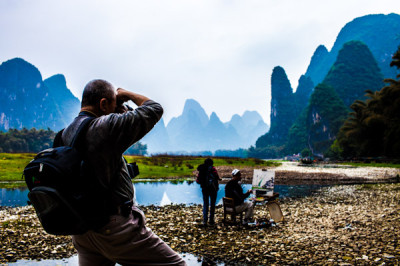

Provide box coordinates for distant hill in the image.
[287,83,349,156]
[253,13,399,158]
[0,58,267,154]
[294,75,314,112]
[286,41,385,156]
[0,58,80,131]
[225,111,269,147]
[44,74,81,129]
[140,118,171,153]
[323,40,384,107]
[333,47,400,159]
[141,99,268,154]
[306,13,400,85]
[256,66,297,148]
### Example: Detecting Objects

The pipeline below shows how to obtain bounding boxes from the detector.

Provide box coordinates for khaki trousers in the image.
[72,207,186,266]
[235,201,254,220]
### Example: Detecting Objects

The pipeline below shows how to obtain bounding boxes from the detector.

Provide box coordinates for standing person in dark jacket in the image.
[225,169,254,223]
[63,79,185,265]
[196,158,220,226]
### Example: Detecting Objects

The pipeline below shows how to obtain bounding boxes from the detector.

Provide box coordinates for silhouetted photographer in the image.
[61,80,185,265]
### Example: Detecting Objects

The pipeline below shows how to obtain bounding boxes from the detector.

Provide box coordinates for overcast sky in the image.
[1,1,399,124]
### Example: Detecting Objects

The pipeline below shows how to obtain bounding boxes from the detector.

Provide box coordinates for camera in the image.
[127,162,139,179]
[115,102,134,113]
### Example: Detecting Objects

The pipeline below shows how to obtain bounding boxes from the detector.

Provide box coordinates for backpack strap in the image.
[53,116,95,149]
[70,116,96,149]
[53,129,65,148]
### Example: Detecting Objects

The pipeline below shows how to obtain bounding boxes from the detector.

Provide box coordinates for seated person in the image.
[225,169,254,223]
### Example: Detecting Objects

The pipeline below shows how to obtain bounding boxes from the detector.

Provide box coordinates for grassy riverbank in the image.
[0,153,279,187]
[125,155,277,179]
[1,183,399,264]
[0,153,33,182]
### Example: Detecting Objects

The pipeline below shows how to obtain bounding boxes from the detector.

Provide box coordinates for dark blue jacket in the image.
[225,179,250,206]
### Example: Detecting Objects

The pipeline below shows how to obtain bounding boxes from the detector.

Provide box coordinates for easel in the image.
[251,192,284,222]
[252,170,284,222]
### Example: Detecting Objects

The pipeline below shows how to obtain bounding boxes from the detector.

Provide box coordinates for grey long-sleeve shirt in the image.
[61,100,163,206]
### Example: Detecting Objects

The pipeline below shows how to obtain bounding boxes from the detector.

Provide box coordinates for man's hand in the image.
[116,88,150,107]
[116,88,132,104]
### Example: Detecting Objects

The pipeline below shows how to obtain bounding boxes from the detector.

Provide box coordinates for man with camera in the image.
[61,79,185,265]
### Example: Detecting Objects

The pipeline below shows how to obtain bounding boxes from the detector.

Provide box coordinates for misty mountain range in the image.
[141,99,268,154]
[0,58,268,153]
[1,13,399,157]
[253,13,400,158]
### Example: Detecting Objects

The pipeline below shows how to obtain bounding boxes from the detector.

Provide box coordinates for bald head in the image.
[81,79,115,108]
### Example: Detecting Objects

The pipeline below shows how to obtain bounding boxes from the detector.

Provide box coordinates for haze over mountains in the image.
[141,99,269,154]
[0,58,268,153]
[1,13,399,157]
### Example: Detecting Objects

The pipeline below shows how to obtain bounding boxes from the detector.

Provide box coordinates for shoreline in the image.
[1,183,399,264]
[217,161,400,185]
[1,162,399,189]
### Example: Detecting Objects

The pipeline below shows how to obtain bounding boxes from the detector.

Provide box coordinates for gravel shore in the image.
[1,182,399,265]
[217,162,400,184]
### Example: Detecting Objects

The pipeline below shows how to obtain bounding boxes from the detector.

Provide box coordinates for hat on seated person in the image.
[232,169,240,176]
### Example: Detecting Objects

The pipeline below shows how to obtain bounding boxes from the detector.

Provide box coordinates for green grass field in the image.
[125,155,279,180]
[0,153,34,182]
[0,153,279,186]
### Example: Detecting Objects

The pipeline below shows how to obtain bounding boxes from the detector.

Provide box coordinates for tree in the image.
[0,128,148,155]
[125,142,148,156]
[0,128,54,153]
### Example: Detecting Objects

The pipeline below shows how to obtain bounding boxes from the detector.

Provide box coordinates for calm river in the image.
[0,181,325,207]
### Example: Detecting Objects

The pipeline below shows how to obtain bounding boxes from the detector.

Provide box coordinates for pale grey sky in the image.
[1,0,399,124]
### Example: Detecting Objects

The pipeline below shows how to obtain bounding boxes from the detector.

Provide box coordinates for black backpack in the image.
[23,116,111,235]
[198,165,218,192]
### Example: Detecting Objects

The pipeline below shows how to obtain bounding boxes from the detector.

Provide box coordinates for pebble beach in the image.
[1,163,399,265]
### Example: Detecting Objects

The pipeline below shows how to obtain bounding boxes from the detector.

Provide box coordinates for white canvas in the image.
[252,169,275,196]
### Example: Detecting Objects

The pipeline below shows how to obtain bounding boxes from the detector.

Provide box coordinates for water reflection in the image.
[1,181,326,208]
[10,253,206,266]
[0,187,29,207]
